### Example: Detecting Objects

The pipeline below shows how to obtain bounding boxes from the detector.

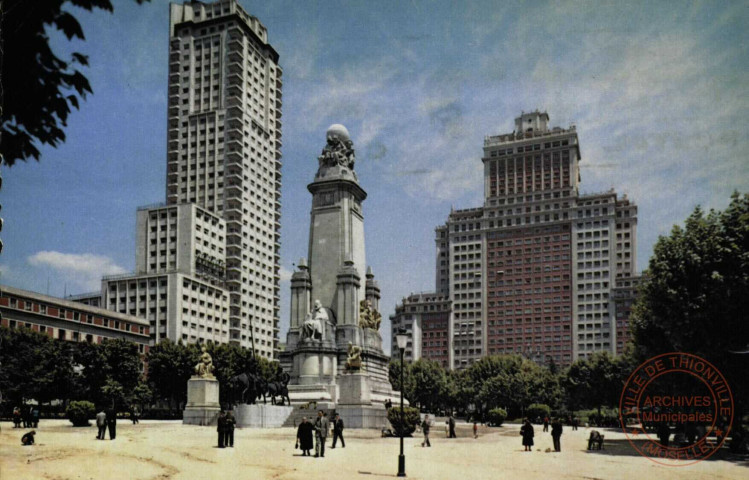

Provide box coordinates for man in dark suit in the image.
[106,407,117,440]
[224,410,236,448]
[331,413,345,448]
[448,415,457,438]
[217,411,227,448]
[551,418,563,452]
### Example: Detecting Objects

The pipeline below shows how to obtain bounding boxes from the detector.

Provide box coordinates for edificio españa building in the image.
[392,111,638,369]
[76,0,282,359]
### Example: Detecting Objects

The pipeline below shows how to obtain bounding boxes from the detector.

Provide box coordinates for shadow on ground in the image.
[585,438,749,465]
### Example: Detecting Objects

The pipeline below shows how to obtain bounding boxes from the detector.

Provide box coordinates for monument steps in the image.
[281,404,333,428]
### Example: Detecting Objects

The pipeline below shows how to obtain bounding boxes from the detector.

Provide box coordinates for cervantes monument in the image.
[280,124,400,428]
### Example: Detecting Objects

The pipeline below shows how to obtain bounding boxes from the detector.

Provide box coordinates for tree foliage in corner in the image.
[1,0,149,166]
[631,192,749,422]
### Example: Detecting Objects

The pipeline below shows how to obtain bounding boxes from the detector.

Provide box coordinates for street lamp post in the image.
[396,328,408,477]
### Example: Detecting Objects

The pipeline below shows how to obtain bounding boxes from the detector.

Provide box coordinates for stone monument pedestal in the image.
[335,372,387,428]
[183,377,220,426]
[234,404,294,428]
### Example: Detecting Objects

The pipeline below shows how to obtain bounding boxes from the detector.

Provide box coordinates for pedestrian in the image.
[572,416,579,431]
[225,410,236,448]
[520,418,534,451]
[385,399,392,410]
[32,407,40,428]
[96,409,107,440]
[421,414,432,447]
[21,430,36,446]
[217,411,227,448]
[23,406,32,428]
[473,422,478,439]
[106,407,117,440]
[314,410,329,458]
[130,405,140,425]
[543,416,549,432]
[296,417,314,456]
[331,413,345,448]
[657,422,671,447]
[551,418,563,452]
[13,407,21,428]
[448,414,457,438]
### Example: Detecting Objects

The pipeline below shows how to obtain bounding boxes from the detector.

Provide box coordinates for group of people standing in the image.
[96,408,118,440]
[295,411,344,457]
[521,417,564,452]
[217,410,236,448]
[12,406,39,429]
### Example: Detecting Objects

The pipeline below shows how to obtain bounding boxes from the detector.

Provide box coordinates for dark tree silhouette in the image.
[0,0,148,166]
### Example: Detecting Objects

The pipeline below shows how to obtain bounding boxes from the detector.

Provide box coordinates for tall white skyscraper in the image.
[91,0,282,359]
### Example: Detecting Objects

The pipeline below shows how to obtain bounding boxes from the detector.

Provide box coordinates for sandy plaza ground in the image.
[1,419,746,480]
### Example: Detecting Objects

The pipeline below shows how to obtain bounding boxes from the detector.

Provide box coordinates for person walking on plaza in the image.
[296,417,314,456]
[96,409,107,440]
[13,407,22,428]
[217,411,227,448]
[130,405,140,425]
[106,407,117,440]
[32,407,40,428]
[225,410,236,448]
[543,416,549,432]
[448,414,457,438]
[521,419,534,451]
[331,413,345,448]
[314,410,329,458]
[572,416,579,431]
[421,415,432,447]
[473,422,478,439]
[551,418,563,452]
[23,406,32,428]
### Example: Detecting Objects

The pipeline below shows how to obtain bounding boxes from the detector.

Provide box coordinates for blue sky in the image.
[2,0,747,354]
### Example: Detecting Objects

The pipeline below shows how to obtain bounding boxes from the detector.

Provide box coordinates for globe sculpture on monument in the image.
[183,347,221,425]
[280,124,402,428]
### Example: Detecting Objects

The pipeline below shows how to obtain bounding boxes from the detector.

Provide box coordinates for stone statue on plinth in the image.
[346,342,362,371]
[358,299,382,331]
[194,346,215,378]
[184,346,220,425]
[318,124,356,170]
[302,299,328,341]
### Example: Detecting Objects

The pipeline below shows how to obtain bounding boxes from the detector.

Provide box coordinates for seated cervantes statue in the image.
[302,300,328,341]
[194,346,215,378]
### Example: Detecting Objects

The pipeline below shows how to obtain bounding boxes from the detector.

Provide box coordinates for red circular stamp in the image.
[619,352,734,466]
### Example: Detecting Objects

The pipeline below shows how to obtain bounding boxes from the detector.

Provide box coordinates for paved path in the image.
[1,420,746,479]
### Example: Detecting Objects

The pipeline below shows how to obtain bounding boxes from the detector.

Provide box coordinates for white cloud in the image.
[27,251,126,292]
[279,265,294,283]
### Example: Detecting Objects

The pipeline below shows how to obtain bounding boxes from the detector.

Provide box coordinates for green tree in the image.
[388,360,415,401]
[101,378,125,408]
[146,340,196,410]
[631,192,749,425]
[408,359,449,412]
[564,351,628,414]
[0,325,71,405]
[386,405,421,437]
[1,0,150,165]
[102,338,142,395]
[71,340,108,406]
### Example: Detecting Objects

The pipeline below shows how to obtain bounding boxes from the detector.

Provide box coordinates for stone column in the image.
[365,266,381,313]
[335,258,361,325]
